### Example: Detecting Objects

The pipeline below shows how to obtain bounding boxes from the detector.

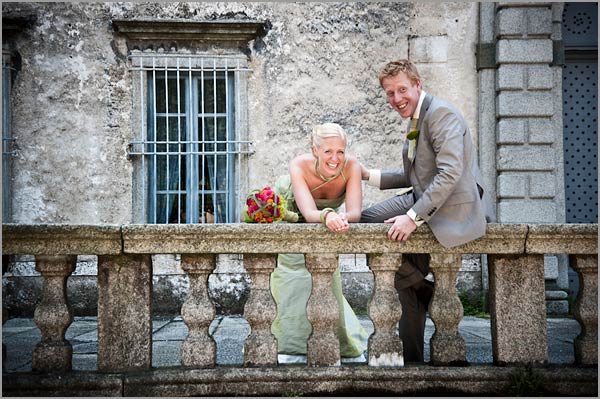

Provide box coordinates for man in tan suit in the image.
[361,59,495,362]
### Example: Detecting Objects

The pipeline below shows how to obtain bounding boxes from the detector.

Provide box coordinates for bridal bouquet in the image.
[243,186,298,223]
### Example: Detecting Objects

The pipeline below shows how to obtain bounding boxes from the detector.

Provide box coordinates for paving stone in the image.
[152,340,183,368]
[2,315,582,373]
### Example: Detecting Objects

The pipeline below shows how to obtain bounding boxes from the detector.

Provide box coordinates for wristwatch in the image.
[407,208,425,226]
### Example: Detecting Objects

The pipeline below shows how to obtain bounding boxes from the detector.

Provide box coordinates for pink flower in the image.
[244,185,287,223]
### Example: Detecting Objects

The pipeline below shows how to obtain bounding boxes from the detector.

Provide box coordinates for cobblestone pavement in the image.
[2,315,581,372]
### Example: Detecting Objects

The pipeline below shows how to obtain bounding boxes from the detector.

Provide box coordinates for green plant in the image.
[281,389,303,397]
[507,366,545,396]
[458,290,489,317]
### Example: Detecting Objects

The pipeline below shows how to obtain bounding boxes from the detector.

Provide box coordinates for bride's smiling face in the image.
[313,136,346,176]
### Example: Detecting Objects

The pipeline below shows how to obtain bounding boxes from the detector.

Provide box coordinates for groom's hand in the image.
[384,215,417,242]
[360,163,370,180]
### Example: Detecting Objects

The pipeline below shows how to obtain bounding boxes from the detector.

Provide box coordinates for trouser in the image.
[361,193,433,362]
[396,274,434,362]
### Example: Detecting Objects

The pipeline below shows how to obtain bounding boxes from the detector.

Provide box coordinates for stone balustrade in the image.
[2,223,597,396]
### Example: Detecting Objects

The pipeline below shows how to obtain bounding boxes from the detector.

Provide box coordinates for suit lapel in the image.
[416,94,433,133]
[406,93,433,179]
[403,123,411,174]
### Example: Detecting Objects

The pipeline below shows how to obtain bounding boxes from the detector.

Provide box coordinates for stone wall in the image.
[486,2,572,314]
[494,2,564,223]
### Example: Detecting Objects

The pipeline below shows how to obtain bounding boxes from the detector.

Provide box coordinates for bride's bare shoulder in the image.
[289,153,313,169]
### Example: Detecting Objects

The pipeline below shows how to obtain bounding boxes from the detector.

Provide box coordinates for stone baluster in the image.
[305,253,340,366]
[367,253,403,366]
[488,254,548,365]
[428,253,466,366]
[2,255,9,371]
[180,254,216,367]
[570,254,598,365]
[97,254,153,372]
[243,254,277,366]
[32,255,76,372]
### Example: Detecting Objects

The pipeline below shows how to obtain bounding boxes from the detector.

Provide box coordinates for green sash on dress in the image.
[270,175,369,357]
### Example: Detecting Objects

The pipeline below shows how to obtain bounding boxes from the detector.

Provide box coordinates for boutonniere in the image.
[407,117,419,141]
[407,130,419,140]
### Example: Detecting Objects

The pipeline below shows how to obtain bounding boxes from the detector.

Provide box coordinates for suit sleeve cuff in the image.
[407,208,425,227]
[367,169,381,187]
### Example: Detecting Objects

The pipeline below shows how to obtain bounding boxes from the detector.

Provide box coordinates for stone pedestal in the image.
[2,254,9,371]
[489,254,548,365]
[367,253,403,367]
[32,255,76,372]
[545,255,569,315]
[429,254,466,366]
[180,254,216,368]
[570,254,597,365]
[243,254,277,367]
[97,254,152,372]
[305,253,340,366]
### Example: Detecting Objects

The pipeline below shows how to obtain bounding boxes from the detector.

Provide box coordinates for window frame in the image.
[2,50,16,222]
[128,54,253,224]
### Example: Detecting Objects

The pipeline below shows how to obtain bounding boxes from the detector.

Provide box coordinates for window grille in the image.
[128,54,253,224]
[2,50,16,222]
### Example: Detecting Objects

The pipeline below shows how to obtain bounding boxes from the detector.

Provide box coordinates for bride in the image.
[271,122,369,363]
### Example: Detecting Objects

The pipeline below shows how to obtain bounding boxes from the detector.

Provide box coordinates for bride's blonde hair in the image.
[309,123,347,149]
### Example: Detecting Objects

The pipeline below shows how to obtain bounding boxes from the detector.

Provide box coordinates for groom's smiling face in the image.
[382,72,422,119]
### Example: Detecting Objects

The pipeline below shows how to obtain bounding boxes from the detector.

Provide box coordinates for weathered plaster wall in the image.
[6,2,133,223]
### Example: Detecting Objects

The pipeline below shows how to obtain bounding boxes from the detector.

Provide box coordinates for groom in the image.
[360,59,495,362]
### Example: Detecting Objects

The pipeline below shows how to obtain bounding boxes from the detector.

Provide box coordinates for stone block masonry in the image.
[494,3,562,224]
[492,3,568,316]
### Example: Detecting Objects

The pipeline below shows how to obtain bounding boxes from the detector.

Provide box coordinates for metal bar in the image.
[127,149,255,156]
[200,58,206,224]
[152,57,157,224]
[189,57,198,223]
[176,58,182,224]
[130,139,252,144]
[130,66,252,73]
[154,112,218,117]
[164,57,170,224]
[212,59,218,223]
[2,54,13,221]
[156,189,229,194]
[236,59,242,223]
[224,58,230,223]
[130,53,248,61]
[140,56,146,223]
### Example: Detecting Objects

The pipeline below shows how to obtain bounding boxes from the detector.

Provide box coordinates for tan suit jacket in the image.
[378,94,495,248]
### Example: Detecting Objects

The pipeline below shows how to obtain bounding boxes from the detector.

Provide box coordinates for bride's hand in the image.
[325,212,349,233]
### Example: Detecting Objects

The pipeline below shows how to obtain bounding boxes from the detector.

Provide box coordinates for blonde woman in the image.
[271,122,369,363]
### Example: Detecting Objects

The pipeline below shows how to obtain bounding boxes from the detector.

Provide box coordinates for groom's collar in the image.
[412,90,428,120]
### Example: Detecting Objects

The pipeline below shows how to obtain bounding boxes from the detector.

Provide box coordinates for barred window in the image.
[128,54,252,224]
[2,50,16,222]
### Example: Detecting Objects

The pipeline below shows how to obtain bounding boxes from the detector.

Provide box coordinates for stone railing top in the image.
[121,223,529,255]
[526,223,598,255]
[2,224,122,255]
[3,223,597,256]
